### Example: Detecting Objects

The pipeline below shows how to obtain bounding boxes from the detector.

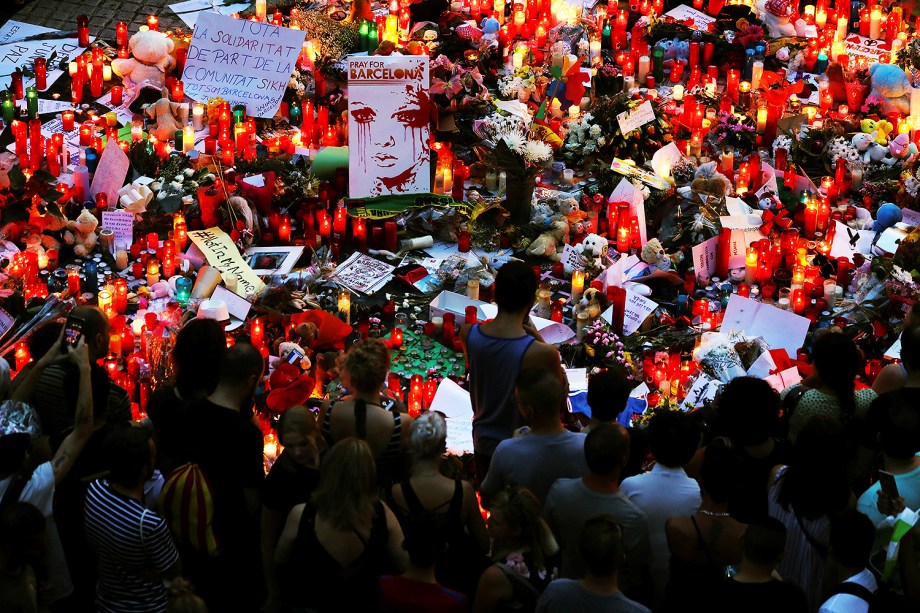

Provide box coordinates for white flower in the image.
[589,124,602,138]
[523,140,552,164]
[184,168,195,177]
[501,129,528,154]
[892,266,914,284]
[776,47,790,61]
[151,181,162,191]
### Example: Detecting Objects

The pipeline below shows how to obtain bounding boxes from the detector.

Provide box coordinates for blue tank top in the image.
[466,324,535,456]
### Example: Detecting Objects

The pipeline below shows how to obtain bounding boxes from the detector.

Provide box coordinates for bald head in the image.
[585,423,630,476]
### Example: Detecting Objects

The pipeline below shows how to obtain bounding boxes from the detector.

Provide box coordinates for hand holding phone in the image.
[61,315,85,352]
[879,470,900,500]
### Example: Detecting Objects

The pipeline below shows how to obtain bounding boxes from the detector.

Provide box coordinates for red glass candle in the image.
[116,21,128,48]
[147,15,159,31]
[77,15,90,47]
[33,57,47,90]
[110,85,123,106]
[390,327,403,348]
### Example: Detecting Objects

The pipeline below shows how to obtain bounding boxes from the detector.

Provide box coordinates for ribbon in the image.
[760,208,792,236]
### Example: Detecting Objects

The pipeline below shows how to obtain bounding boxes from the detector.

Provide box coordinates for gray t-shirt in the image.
[536,579,652,613]
[543,478,651,579]
[481,430,588,506]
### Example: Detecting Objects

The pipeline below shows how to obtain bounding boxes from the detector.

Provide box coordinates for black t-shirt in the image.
[146,386,194,474]
[727,439,792,523]
[715,578,808,613]
[179,399,264,555]
[262,452,319,516]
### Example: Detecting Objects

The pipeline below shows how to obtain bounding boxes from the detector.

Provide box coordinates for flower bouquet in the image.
[582,320,636,379]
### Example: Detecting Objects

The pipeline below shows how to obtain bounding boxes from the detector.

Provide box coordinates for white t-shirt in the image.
[0,462,73,602]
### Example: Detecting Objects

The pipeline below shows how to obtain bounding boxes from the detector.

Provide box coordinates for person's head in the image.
[717,377,780,445]
[276,406,323,468]
[409,411,447,461]
[878,398,920,460]
[103,423,156,489]
[338,339,389,395]
[646,408,700,468]
[779,416,850,519]
[699,442,739,504]
[488,487,558,568]
[0,502,47,567]
[166,581,209,613]
[312,438,377,531]
[901,322,920,373]
[27,321,63,359]
[515,368,565,424]
[173,319,227,401]
[0,401,42,476]
[73,306,110,361]
[741,516,787,567]
[578,515,626,577]
[584,422,629,477]
[216,342,264,398]
[587,369,632,423]
[829,510,875,573]
[812,332,862,417]
[905,301,920,329]
[494,261,538,316]
[403,512,447,569]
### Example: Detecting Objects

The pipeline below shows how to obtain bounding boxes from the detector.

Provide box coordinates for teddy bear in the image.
[23,233,45,264]
[530,202,555,229]
[851,132,873,154]
[64,208,99,257]
[111,29,175,92]
[559,197,587,235]
[861,118,894,146]
[691,161,731,202]
[863,136,888,165]
[526,219,569,261]
[575,233,609,269]
[655,38,690,64]
[142,87,185,142]
[641,238,672,271]
[869,63,912,116]
[277,341,312,371]
[757,0,798,37]
[28,207,66,251]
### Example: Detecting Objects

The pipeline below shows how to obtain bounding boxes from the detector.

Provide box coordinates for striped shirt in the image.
[30,363,131,436]
[84,479,179,613]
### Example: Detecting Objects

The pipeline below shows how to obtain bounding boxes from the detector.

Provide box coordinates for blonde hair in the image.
[311,438,377,530]
[277,405,324,462]
[338,339,390,394]
[490,488,559,569]
[409,411,447,460]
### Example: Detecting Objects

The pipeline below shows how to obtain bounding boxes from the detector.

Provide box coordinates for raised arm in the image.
[51,339,94,485]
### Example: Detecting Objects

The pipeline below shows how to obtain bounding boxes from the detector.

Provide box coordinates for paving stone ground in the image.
[2,0,189,42]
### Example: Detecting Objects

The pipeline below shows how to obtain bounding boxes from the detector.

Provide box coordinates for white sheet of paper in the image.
[565,368,588,392]
[101,210,134,250]
[691,236,718,281]
[901,209,920,227]
[330,252,395,294]
[0,21,91,91]
[610,178,647,244]
[755,163,779,199]
[170,0,252,28]
[721,295,810,355]
[650,142,682,179]
[629,382,649,398]
[876,225,909,255]
[885,336,901,360]
[613,290,657,335]
[746,350,777,379]
[559,243,584,271]
[616,100,656,135]
[665,5,717,30]
[830,220,875,259]
[428,378,474,455]
[685,373,720,407]
[480,303,574,344]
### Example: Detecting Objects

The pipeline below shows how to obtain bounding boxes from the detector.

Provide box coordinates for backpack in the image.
[830,579,913,613]
[158,463,220,557]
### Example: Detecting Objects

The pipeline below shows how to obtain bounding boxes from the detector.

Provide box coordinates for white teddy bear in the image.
[575,233,609,269]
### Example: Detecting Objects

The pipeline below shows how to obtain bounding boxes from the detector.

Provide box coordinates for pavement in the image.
[1,0,188,42]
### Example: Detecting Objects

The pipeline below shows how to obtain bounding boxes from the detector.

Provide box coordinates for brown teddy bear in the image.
[142,87,185,142]
[111,29,175,91]
[64,208,99,257]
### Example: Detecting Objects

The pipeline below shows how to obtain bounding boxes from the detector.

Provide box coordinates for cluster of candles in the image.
[290,99,342,151]
[432,143,471,199]
[642,350,697,406]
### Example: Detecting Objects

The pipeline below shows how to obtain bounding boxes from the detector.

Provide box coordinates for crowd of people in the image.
[0,263,919,612]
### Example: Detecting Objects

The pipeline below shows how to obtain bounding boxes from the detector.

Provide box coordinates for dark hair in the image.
[901,323,920,372]
[718,377,780,445]
[0,433,31,476]
[647,408,700,468]
[218,342,264,386]
[174,319,226,400]
[587,370,631,422]
[879,398,920,460]
[494,261,537,313]
[103,424,153,488]
[515,369,564,419]
[27,321,64,358]
[584,423,629,475]
[812,333,862,419]
[578,515,625,576]
[742,516,787,566]
[0,502,45,557]
[777,417,850,520]
[829,510,875,569]
[621,426,649,481]
[700,443,739,504]
[73,305,109,344]
[403,513,446,568]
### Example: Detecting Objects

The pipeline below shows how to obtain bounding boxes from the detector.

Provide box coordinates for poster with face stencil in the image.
[348,56,430,198]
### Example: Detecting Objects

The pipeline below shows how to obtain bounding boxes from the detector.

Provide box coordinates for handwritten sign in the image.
[843,35,889,64]
[616,100,656,135]
[188,227,266,297]
[559,243,585,271]
[722,295,809,355]
[183,12,305,118]
[901,208,920,227]
[101,210,134,250]
[169,0,251,28]
[830,220,875,259]
[664,5,716,31]
[623,290,657,335]
[691,235,718,281]
[330,252,395,294]
[0,21,89,91]
[90,139,130,207]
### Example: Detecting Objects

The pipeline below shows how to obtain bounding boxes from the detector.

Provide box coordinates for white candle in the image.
[568,105,580,119]
[638,55,651,83]
[672,84,684,101]
[102,65,112,81]
[756,105,768,134]
[815,9,827,29]
[837,16,848,42]
[192,103,205,131]
[589,41,601,63]
[869,7,881,40]
[183,125,195,153]
[911,87,920,117]
[256,0,267,20]
[751,61,763,90]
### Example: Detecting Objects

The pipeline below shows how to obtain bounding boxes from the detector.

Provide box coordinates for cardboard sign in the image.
[559,243,585,271]
[101,210,134,250]
[721,295,809,355]
[610,177,648,245]
[90,139,130,207]
[616,100,656,135]
[664,5,716,30]
[169,0,251,28]
[183,12,305,118]
[347,55,431,198]
[691,236,718,281]
[188,227,266,297]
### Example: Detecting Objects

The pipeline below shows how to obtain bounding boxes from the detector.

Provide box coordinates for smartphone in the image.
[285,348,304,365]
[62,315,84,351]
[878,470,900,499]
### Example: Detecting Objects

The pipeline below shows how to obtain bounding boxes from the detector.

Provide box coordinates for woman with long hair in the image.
[276,438,407,611]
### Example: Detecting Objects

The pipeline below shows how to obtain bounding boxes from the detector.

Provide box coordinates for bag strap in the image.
[781,386,808,423]
[793,510,828,558]
[830,580,874,603]
[139,507,151,551]
[0,464,36,510]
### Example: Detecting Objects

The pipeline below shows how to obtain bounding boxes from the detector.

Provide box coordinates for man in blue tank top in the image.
[461,261,563,481]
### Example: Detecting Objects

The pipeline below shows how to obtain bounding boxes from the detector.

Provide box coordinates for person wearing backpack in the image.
[820,510,887,613]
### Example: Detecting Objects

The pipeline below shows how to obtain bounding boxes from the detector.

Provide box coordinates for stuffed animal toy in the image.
[851,132,874,153]
[530,202,554,228]
[526,220,569,261]
[28,208,66,251]
[864,138,888,165]
[278,341,312,370]
[757,0,798,37]
[869,63,912,116]
[641,238,672,271]
[559,198,587,235]
[887,133,918,164]
[655,38,690,64]
[111,29,175,91]
[64,209,98,257]
[873,202,903,232]
[142,87,185,141]
[480,16,501,42]
[23,233,45,265]
[575,233,609,269]
[861,118,894,146]
[691,161,731,201]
